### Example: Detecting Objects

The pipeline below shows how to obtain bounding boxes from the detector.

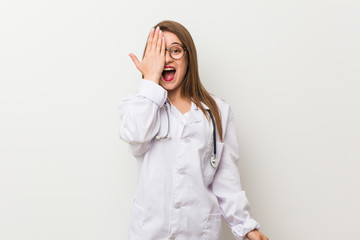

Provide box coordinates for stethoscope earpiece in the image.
[156,135,171,140]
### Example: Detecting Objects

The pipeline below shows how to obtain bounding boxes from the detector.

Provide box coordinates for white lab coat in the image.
[118,80,260,240]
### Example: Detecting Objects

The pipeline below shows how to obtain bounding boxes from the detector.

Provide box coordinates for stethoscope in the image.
[156,102,218,168]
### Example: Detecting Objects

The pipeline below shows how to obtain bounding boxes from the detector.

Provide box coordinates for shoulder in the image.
[210,94,234,125]
[211,94,231,114]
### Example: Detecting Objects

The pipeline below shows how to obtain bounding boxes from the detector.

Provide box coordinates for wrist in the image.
[143,74,160,84]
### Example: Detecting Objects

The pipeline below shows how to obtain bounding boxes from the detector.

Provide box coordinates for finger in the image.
[160,36,165,56]
[146,28,155,54]
[156,30,163,53]
[151,26,160,51]
[129,53,142,72]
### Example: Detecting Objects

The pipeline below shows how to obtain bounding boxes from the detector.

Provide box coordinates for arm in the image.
[118,79,167,156]
[118,26,167,156]
[211,108,267,240]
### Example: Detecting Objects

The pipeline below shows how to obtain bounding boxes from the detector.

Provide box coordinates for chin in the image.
[160,80,180,92]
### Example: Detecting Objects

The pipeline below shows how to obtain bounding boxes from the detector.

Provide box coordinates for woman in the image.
[118,20,268,240]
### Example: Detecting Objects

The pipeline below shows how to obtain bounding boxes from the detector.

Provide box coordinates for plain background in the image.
[1,0,359,239]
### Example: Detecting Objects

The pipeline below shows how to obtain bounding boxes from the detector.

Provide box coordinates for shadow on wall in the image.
[222,221,234,239]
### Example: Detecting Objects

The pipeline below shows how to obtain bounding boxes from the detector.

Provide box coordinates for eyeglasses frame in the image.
[165,44,187,60]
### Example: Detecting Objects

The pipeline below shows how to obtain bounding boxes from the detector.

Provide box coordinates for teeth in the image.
[163,68,175,71]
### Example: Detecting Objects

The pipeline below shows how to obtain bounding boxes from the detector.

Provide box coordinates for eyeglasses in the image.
[165,45,187,60]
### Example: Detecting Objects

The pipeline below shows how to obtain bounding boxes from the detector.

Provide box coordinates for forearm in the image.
[118,79,167,144]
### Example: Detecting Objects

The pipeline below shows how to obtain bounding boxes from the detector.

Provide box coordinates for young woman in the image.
[118,20,268,240]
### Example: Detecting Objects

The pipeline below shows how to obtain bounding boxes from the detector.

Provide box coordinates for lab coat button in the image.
[174,202,181,209]
[184,138,190,143]
[169,234,176,240]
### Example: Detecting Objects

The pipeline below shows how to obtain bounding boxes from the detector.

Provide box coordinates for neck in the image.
[167,88,191,114]
[167,88,182,103]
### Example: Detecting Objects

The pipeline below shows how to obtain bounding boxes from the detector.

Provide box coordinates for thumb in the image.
[128,53,142,72]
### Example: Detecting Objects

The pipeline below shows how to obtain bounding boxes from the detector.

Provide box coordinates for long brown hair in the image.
[149,20,223,141]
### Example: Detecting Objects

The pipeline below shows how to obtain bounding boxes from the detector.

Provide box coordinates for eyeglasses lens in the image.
[169,46,184,59]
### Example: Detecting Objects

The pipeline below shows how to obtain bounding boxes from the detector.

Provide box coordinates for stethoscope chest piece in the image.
[210,154,218,168]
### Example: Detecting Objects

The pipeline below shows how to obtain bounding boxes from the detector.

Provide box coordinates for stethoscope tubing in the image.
[206,109,216,157]
[155,103,171,140]
[156,103,218,168]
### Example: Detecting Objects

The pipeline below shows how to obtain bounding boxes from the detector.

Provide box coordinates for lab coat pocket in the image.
[203,213,222,240]
[202,142,224,183]
[128,198,145,240]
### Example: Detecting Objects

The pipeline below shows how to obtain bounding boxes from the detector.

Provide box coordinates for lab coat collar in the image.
[165,98,208,124]
[200,102,210,110]
[186,102,204,124]
[165,98,209,110]
[192,99,210,110]
[166,98,205,124]
[186,101,210,124]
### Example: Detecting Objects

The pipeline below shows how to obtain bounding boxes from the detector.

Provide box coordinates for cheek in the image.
[177,62,188,79]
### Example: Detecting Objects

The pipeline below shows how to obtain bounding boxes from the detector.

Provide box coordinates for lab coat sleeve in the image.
[118,79,167,156]
[211,107,260,240]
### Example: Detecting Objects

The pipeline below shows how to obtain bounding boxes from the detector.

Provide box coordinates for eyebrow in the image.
[170,42,182,45]
[165,42,183,49]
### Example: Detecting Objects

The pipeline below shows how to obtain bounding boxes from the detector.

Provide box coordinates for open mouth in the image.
[161,66,176,82]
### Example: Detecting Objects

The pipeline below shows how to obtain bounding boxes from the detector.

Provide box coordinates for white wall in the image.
[1,0,359,239]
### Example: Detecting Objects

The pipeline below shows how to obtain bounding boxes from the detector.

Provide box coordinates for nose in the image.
[165,48,173,64]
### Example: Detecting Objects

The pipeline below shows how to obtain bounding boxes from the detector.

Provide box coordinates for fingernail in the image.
[160,30,162,35]
[156,26,159,31]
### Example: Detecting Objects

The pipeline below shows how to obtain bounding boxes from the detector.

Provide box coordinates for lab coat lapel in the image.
[186,102,209,124]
